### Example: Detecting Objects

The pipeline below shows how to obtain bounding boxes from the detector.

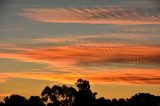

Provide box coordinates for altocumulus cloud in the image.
[19,7,160,25]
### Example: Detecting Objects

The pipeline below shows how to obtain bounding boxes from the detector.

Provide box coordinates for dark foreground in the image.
[0,79,160,106]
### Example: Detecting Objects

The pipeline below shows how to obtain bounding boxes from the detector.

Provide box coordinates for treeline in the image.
[0,79,160,106]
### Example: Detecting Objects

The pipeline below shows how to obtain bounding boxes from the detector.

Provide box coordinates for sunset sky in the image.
[0,0,160,100]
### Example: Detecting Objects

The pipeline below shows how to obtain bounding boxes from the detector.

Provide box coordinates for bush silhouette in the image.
[0,102,5,106]
[4,94,27,106]
[27,96,45,106]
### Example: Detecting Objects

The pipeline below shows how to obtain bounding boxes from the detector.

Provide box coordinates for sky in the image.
[0,0,160,100]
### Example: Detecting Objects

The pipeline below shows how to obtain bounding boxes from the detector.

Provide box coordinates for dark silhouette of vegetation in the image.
[41,85,77,106]
[28,96,45,106]
[3,94,27,106]
[0,79,160,106]
[73,79,96,106]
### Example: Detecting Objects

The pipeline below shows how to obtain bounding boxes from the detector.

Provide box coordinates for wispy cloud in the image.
[32,33,160,45]
[0,69,160,85]
[0,27,24,33]
[0,43,159,73]
[0,35,160,85]
[20,7,160,25]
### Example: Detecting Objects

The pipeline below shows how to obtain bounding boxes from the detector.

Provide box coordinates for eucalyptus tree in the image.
[73,79,97,106]
[41,85,77,106]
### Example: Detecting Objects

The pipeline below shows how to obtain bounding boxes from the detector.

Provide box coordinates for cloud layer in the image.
[20,7,160,25]
[0,69,160,85]
[0,42,160,85]
[1,44,159,66]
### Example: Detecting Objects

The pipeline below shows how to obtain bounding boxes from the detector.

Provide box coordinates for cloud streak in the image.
[0,36,160,85]
[0,69,160,85]
[20,7,160,25]
[32,33,160,45]
[0,43,160,73]
[11,45,160,65]
[1,45,160,63]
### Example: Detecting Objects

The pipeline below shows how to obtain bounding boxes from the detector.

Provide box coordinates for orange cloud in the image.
[20,45,160,66]
[19,7,160,25]
[0,69,160,85]
[0,44,160,66]
[0,41,160,85]
[0,44,160,73]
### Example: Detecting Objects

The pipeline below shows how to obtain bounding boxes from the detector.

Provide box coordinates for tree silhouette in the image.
[41,85,60,106]
[27,96,45,106]
[41,85,77,106]
[1,79,160,106]
[75,79,90,90]
[96,97,113,106]
[41,86,52,102]
[73,79,96,106]
[60,85,77,106]
[4,94,27,106]
[117,98,127,106]
[127,93,160,106]
[0,102,5,106]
